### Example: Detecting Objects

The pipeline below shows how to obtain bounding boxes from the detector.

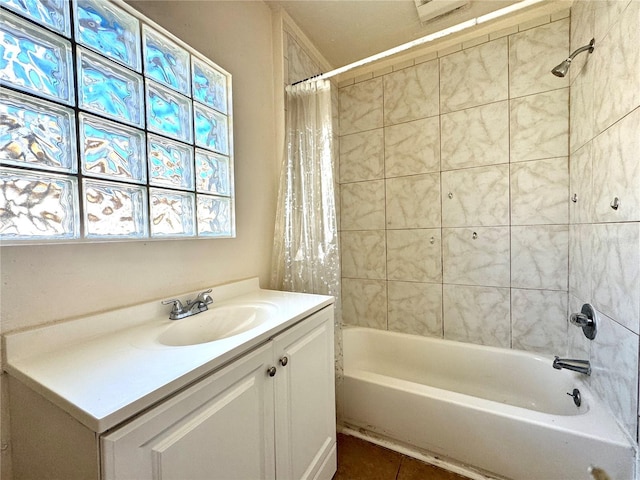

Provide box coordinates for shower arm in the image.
[566,38,595,63]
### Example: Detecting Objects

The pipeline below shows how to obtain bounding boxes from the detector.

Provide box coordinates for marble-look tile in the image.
[509,18,570,98]
[592,223,640,334]
[593,1,640,134]
[383,60,439,126]
[510,157,569,225]
[339,78,383,135]
[334,134,342,232]
[443,284,511,347]
[341,230,386,280]
[569,58,595,154]
[442,227,510,287]
[340,180,385,230]
[386,173,441,229]
[569,0,595,83]
[387,229,442,283]
[567,294,591,359]
[287,33,322,85]
[569,224,593,302]
[339,129,384,183]
[550,9,569,21]
[518,15,550,31]
[593,0,633,43]
[440,101,509,171]
[332,85,340,135]
[591,309,639,440]
[341,278,387,329]
[511,225,569,291]
[385,117,440,177]
[511,289,568,355]
[592,108,640,223]
[510,88,569,163]
[441,165,509,227]
[388,281,443,337]
[569,142,593,225]
[439,38,508,113]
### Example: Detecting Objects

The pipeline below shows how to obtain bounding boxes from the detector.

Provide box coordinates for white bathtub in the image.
[341,327,635,480]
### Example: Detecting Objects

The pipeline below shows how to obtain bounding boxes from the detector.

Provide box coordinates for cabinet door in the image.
[273,307,336,480]
[102,343,276,480]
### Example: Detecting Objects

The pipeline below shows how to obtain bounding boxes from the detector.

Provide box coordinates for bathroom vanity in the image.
[4,279,336,480]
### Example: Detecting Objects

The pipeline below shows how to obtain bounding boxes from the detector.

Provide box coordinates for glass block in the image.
[195,149,231,196]
[1,89,77,173]
[192,56,227,114]
[143,25,190,96]
[150,188,195,237]
[148,134,194,191]
[197,195,233,237]
[74,0,141,72]
[77,47,144,128]
[2,0,71,37]
[0,167,79,239]
[146,80,192,143]
[194,103,229,155]
[0,10,74,105]
[82,178,148,238]
[79,113,146,184]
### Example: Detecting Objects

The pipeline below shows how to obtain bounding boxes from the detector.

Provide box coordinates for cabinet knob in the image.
[267,366,277,377]
[280,356,289,367]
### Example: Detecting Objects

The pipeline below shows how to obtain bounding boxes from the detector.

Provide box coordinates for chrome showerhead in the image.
[551,38,595,78]
[551,59,572,77]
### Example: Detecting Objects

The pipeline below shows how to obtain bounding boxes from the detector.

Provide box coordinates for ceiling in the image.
[265,0,526,67]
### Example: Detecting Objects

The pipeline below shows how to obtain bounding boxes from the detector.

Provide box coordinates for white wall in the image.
[0,2,278,478]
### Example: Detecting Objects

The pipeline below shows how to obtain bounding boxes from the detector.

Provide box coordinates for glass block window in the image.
[0,167,80,240]
[1,89,77,173]
[143,25,190,95]
[150,188,195,237]
[3,0,71,37]
[74,0,141,72]
[0,0,234,242]
[1,10,74,105]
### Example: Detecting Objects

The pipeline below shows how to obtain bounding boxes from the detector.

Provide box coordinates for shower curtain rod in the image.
[286,0,545,89]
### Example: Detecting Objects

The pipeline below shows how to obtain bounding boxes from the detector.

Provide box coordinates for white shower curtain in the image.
[271,79,340,303]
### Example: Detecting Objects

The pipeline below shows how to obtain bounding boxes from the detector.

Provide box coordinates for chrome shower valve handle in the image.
[569,303,597,340]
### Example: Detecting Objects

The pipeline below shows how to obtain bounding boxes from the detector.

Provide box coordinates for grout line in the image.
[382,75,389,333]
[507,33,513,350]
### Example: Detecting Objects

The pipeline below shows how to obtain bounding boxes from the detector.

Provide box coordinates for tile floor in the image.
[333,433,471,480]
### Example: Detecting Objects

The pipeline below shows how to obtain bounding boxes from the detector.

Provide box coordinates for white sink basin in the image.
[158,304,276,346]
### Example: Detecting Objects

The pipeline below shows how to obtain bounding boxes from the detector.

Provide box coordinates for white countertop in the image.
[3,278,333,433]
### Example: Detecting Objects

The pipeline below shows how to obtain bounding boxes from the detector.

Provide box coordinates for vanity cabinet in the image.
[101,306,336,480]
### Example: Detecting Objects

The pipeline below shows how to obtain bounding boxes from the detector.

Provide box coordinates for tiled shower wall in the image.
[338,15,572,354]
[568,0,640,444]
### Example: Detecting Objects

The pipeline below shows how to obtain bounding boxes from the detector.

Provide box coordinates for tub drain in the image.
[566,388,581,407]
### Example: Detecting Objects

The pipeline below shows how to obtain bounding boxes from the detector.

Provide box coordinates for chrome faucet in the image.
[553,356,591,376]
[162,289,214,320]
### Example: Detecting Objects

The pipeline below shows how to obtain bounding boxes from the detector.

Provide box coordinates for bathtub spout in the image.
[553,356,591,375]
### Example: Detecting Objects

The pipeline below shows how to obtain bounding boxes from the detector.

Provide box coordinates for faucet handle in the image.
[162,298,185,315]
[196,288,214,305]
[570,303,597,340]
